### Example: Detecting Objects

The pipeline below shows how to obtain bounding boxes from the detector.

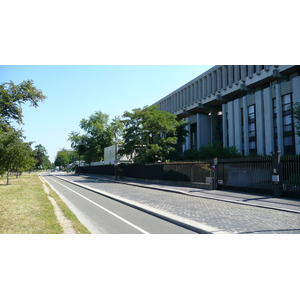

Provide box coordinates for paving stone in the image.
[61,174,300,234]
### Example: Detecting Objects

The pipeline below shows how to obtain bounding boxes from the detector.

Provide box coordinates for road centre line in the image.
[49,177,150,234]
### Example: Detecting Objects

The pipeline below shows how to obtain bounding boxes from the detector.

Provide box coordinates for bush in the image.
[182,141,241,161]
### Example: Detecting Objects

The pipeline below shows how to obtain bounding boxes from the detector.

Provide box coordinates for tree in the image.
[54,149,77,167]
[0,80,47,131]
[33,144,52,169]
[68,111,123,163]
[121,105,185,163]
[0,130,35,184]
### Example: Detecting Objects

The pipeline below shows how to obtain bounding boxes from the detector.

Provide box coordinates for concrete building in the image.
[154,65,300,156]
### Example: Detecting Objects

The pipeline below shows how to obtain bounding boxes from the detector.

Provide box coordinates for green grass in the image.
[44,180,90,234]
[0,173,90,234]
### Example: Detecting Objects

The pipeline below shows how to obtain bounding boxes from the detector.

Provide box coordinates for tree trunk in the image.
[6,171,10,185]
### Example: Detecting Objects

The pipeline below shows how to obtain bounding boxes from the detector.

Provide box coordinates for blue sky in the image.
[0,65,214,162]
[1,2,295,163]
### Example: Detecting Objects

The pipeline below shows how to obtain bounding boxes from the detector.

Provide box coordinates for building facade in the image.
[154,65,300,156]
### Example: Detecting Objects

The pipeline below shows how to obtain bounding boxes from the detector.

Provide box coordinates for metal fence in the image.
[217,156,273,194]
[76,161,211,185]
[281,155,300,198]
[76,155,300,198]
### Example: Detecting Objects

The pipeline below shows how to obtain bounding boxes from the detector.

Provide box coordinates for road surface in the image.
[42,174,197,234]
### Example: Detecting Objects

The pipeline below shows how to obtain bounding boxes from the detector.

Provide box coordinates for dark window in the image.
[282,94,295,155]
[248,105,256,153]
[190,123,197,150]
[273,98,278,152]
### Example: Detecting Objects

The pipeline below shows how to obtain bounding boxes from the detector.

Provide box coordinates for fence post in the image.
[272,151,282,197]
[211,158,218,190]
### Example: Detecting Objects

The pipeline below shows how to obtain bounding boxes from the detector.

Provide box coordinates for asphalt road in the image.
[42,174,196,234]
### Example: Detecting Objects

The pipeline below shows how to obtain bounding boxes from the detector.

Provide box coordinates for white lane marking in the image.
[48,176,150,234]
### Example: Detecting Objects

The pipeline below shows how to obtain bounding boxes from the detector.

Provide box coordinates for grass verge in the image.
[43,179,90,234]
[0,173,90,234]
[0,174,63,234]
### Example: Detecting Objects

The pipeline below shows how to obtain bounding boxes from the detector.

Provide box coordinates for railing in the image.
[217,156,273,194]
[76,155,300,198]
[281,155,300,198]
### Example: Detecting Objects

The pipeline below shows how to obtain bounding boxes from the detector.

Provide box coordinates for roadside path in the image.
[39,176,76,234]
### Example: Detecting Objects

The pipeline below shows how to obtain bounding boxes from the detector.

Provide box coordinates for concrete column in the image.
[174,94,177,111]
[199,79,203,99]
[180,90,183,109]
[182,88,186,107]
[207,74,212,96]
[227,101,235,146]
[292,76,300,154]
[210,108,219,143]
[241,65,247,81]
[248,65,254,79]
[228,65,234,87]
[217,68,222,92]
[212,71,217,95]
[196,113,201,149]
[243,97,249,155]
[222,104,228,147]
[203,77,207,98]
[187,87,190,105]
[275,84,284,154]
[263,87,274,154]
[234,65,240,85]
[255,89,265,155]
[234,99,242,153]
[256,65,262,75]
[222,66,227,90]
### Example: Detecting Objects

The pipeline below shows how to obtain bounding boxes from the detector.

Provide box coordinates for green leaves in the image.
[0,79,47,130]
[121,105,185,163]
[68,111,124,163]
[0,130,36,184]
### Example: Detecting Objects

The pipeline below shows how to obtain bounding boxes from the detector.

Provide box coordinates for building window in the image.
[217,113,223,142]
[248,105,256,153]
[282,93,295,155]
[190,123,197,150]
[273,98,278,152]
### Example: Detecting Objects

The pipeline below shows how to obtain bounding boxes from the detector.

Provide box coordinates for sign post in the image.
[114,160,118,180]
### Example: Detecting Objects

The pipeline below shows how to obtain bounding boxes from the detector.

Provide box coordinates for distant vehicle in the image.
[103,144,134,165]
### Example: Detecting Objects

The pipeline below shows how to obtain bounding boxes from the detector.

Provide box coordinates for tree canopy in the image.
[0,130,36,184]
[0,80,48,183]
[33,144,52,169]
[0,80,47,131]
[68,111,124,163]
[54,149,78,167]
[121,105,187,163]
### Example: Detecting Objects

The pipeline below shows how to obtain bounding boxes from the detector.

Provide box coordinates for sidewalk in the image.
[78,173,300,213]
[57,173,300,234]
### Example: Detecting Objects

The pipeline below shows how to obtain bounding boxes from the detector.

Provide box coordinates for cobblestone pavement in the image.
[57,174,300,234]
